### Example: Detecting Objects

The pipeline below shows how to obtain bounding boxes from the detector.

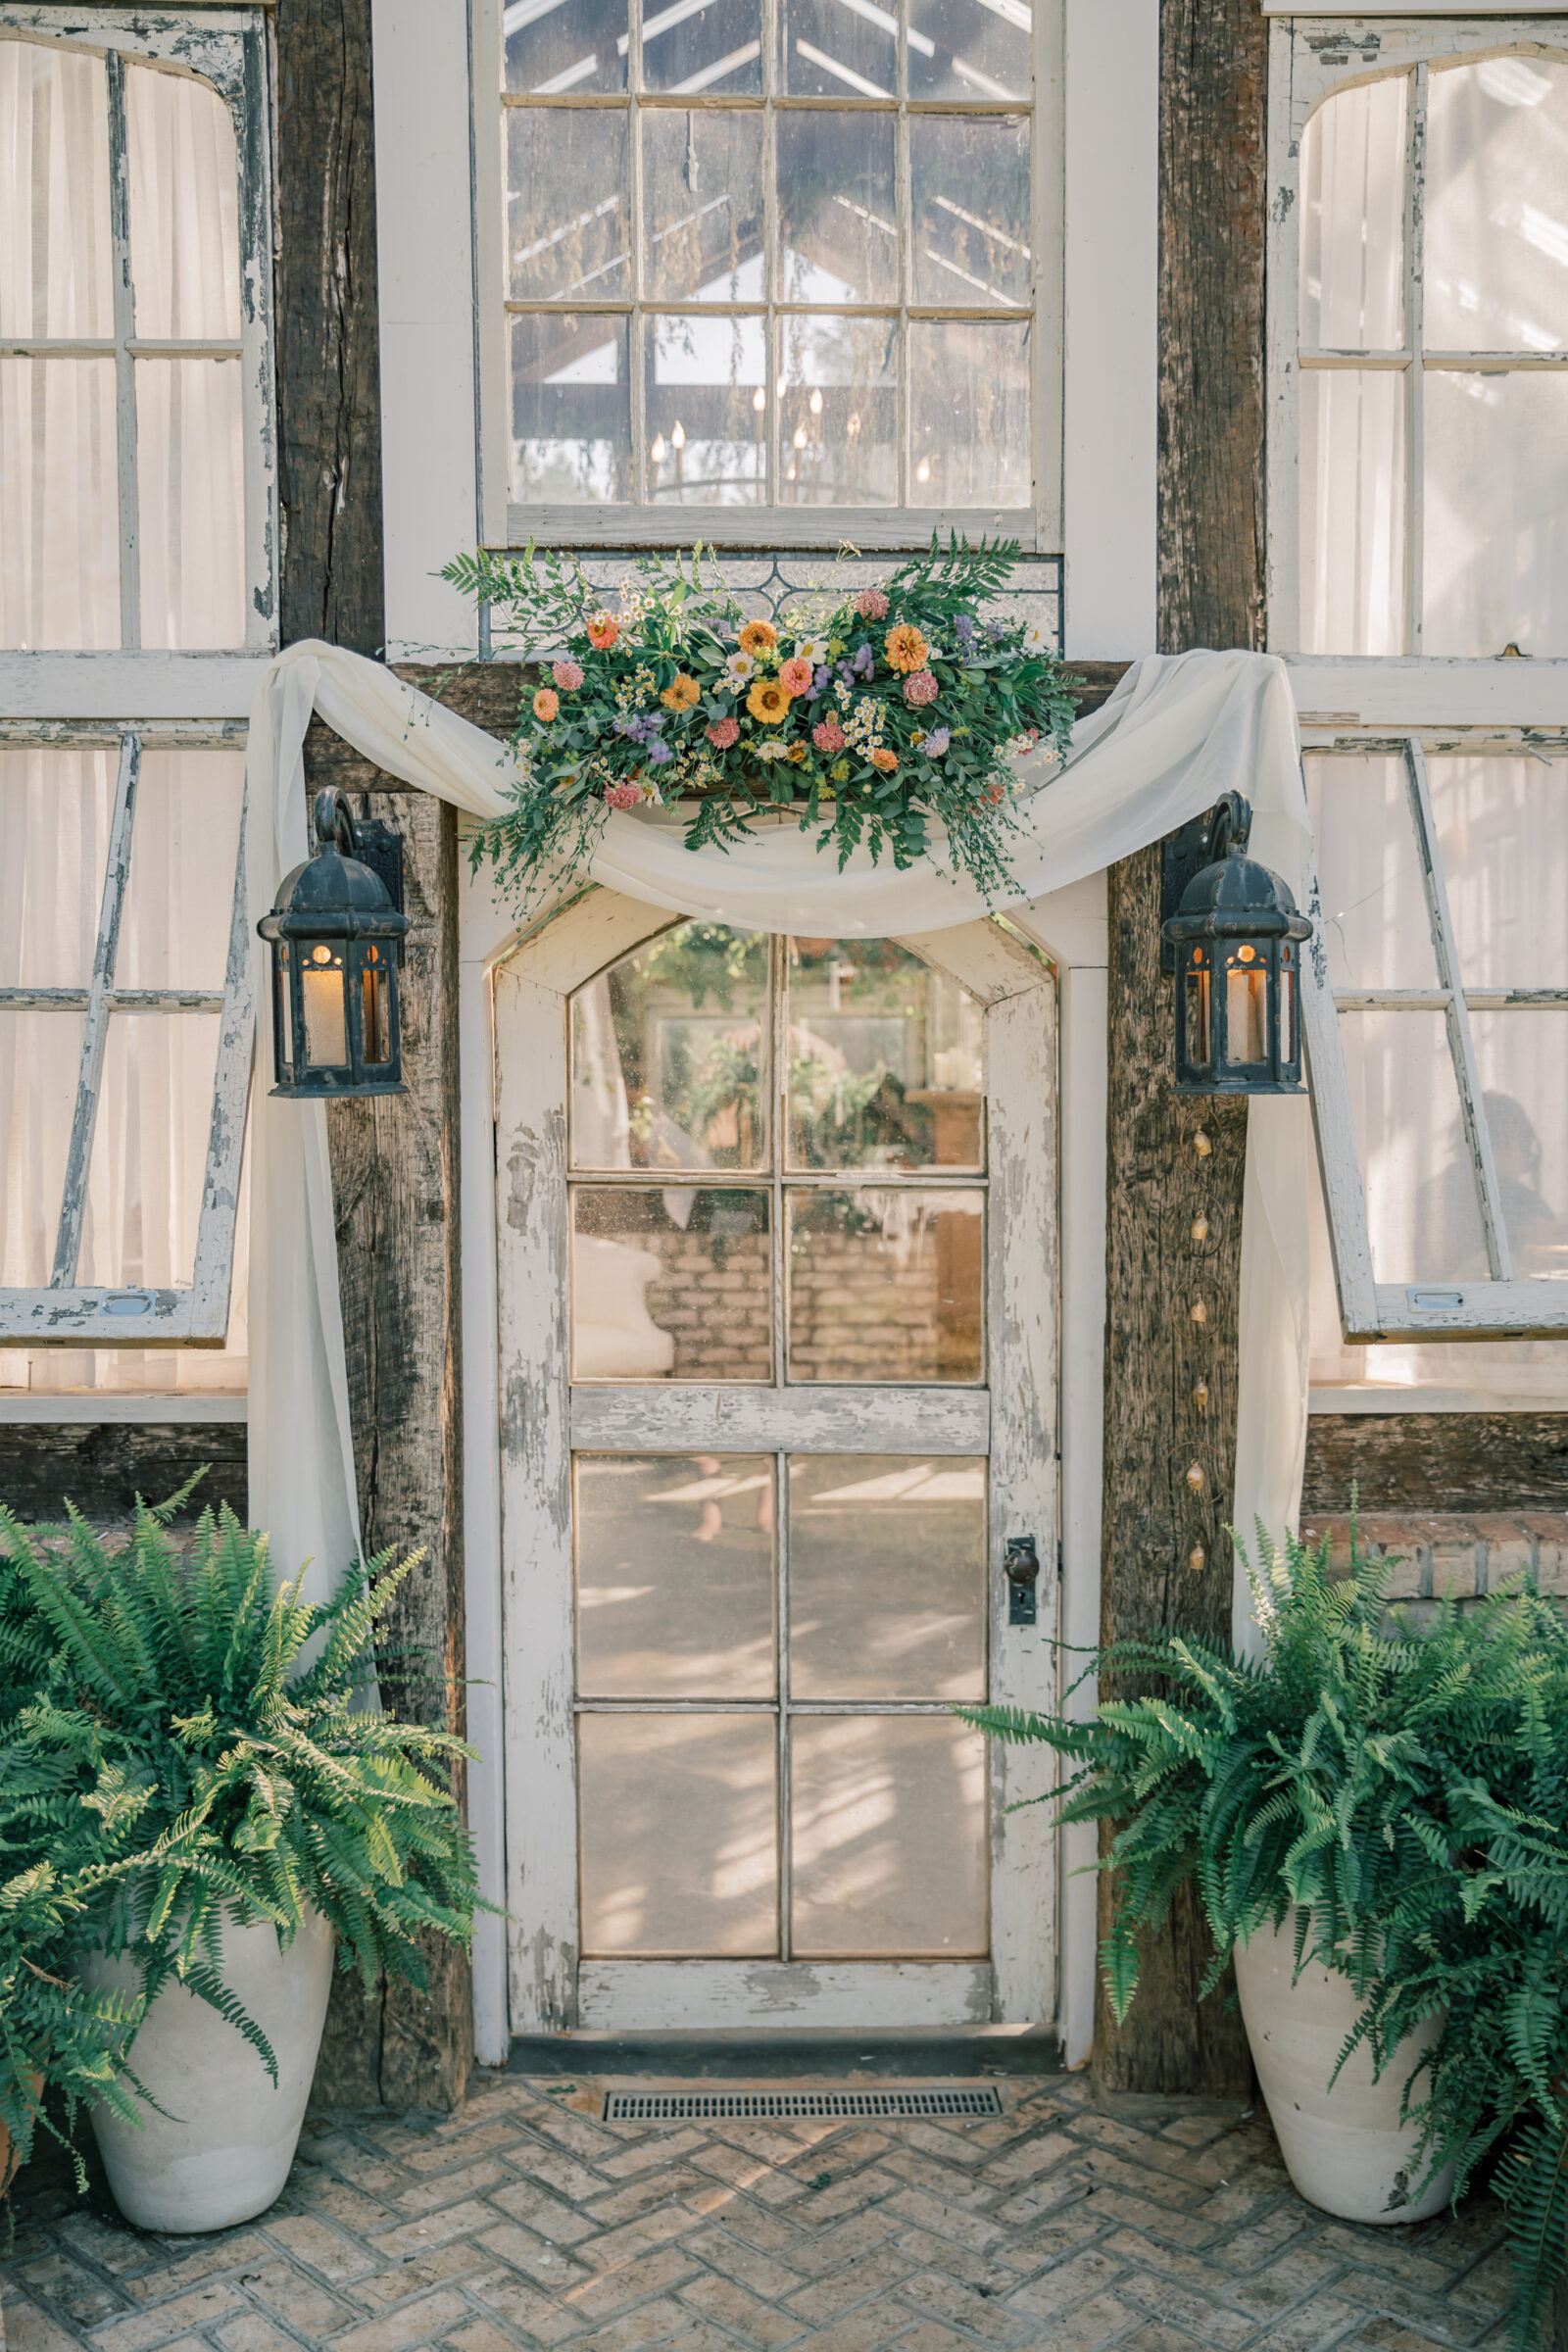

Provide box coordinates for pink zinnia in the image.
[811,719,846,754]
[532,687,560,722]
[903,669,939,706]
[604,782,642,808]
[552,658,584,690]
[706,715,740,748]
[778,656,813,697]
[856,587,889,620]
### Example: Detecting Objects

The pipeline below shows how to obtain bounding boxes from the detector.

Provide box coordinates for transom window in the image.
[482,0,1057,547]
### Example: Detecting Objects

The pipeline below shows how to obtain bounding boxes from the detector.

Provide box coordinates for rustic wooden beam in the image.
[1093,0,1268,2099]
[275,4,470,2107]
[275,0,383,654]
[1304,1412,1568,1518]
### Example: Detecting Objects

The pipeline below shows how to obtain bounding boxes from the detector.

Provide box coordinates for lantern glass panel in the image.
[1185,956,1211,1069]
[1225,952,1268,1065]
[1281,949,1298,1066]
[361,947,390,1068]
[275,943,292,1075]
[302,944,347,1067]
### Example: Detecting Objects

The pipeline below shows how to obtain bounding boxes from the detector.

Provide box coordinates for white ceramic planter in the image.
[1234,1919,1452,2225]
[84,1907,334,2233]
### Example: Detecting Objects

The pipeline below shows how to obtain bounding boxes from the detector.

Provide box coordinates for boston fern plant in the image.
[967,1522,1568,2350]
[1,1488,484,2107]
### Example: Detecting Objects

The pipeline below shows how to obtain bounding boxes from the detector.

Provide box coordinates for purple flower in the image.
[813,665,831,696]
[647,740,673,765]
[852,643,875,677]
[924,727,951,757]
[986,618,1007,642]
[954,614,976,644]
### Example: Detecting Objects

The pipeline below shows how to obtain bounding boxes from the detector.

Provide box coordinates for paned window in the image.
[0,9,274,1391]
[1270,17,1568,1386]
[479,0,1059,547]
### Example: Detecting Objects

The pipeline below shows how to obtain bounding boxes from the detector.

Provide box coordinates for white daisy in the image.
[793,637,828,667]
[753,740,794,761]
[724,650,757,683]
[1023,618,1052,653]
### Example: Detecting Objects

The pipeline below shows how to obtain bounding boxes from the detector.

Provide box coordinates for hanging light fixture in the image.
[258,790,408,1100]
[1160,792,1311,1096]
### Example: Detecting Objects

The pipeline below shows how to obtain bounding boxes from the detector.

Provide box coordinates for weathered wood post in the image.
[1093,0,1268,2098]
[275,0,472,2107]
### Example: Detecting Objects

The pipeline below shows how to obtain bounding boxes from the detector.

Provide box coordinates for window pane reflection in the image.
[1426,57,1568,354]
[909,319,1030,505]
[779,317,897,505]
[788,938,984,1171]
[570,920,769,1172]
[642,110,764,302]
[1423,370,1568,659]
[648,314,767,502]
[1468,1016,1568,1283]
[507,108,630,299]
[1341,1009,1487,1285]
[787,1188,984,1381]
[571,1187,772,1380]
[1430,755,1568,990]
[1302,756,1437,991]
[1298,74,1406,351]
[791,1716,987,1956]
[576,1453,775,1696]
[511,314,633,505]
[506,0,628,93]
[909,0,1031,102]
[789,1453,985,1698]
[578,1713,778,1954]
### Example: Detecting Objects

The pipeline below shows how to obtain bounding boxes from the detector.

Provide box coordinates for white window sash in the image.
[469,0,1064,552]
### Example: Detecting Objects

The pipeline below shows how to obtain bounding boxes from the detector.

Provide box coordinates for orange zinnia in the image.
[585,611,619,649]
[661,671,700,710]
[777,656,812,697]
[532,687,560,722]
[884,623,927,674]
[747,678,790,725]
[738,619,778,657]
[870,747,898,771]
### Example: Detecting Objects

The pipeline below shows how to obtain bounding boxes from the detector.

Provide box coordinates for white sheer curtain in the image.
[0,38,245,652]
[1298,74,1407,657]
[0,747,249,1396]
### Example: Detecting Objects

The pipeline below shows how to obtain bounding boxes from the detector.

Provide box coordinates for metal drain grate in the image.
[602,2085,1004,2122]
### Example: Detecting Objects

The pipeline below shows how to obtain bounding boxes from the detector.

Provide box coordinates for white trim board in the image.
[1264,4,1568,11]
[578,1961,995,2033]
[1310,1386,1568,1415]
[0,1393,248,1424]
[0,657,271,722]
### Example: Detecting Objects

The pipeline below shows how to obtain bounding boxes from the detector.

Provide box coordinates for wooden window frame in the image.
[0,4,273,1348]
[470,0,1064,553]
[1270,19,1568,1345]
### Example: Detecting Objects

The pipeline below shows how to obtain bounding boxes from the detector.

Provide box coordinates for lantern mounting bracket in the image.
[311,790,406,965]
[1159,793,1253,972]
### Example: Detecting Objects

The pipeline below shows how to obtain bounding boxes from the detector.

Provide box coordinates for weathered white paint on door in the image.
[493,889,1059,2034]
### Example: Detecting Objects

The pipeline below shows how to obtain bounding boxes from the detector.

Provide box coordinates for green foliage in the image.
[0,1489,486,2194]
[441,534,1082,910]
[966,1520,1568,2349]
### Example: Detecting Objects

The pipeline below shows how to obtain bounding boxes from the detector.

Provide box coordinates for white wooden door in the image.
[494,890,1058,2034]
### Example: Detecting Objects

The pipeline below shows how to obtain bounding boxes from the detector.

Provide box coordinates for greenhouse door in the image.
[494,889,1057,2034]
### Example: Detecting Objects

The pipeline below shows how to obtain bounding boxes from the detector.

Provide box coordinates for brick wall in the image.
[1302,1510,1568,1601]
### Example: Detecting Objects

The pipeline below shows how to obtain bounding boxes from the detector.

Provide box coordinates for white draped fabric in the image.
[246,641,1311,1649]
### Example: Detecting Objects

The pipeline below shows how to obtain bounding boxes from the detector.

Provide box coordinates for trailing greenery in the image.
[440,535,1081,908]
[0,1485,486,2193]
[965,1522,1568,2349]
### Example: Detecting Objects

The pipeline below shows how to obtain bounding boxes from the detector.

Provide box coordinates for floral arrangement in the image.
[440,536,1081,906]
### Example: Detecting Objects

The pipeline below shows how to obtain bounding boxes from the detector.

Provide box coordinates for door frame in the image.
[492,886,1060,2034]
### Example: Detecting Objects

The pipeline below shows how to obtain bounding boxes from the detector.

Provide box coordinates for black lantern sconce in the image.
[1160,792,1312,1097]
[258,791,409,1100]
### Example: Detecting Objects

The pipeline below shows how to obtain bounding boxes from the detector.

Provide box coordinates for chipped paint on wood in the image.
[494,892,1060,2035]
[578,1960,995,2033]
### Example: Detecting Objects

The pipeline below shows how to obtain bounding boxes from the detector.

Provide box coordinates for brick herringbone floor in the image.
[1,2070,1513,2352]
